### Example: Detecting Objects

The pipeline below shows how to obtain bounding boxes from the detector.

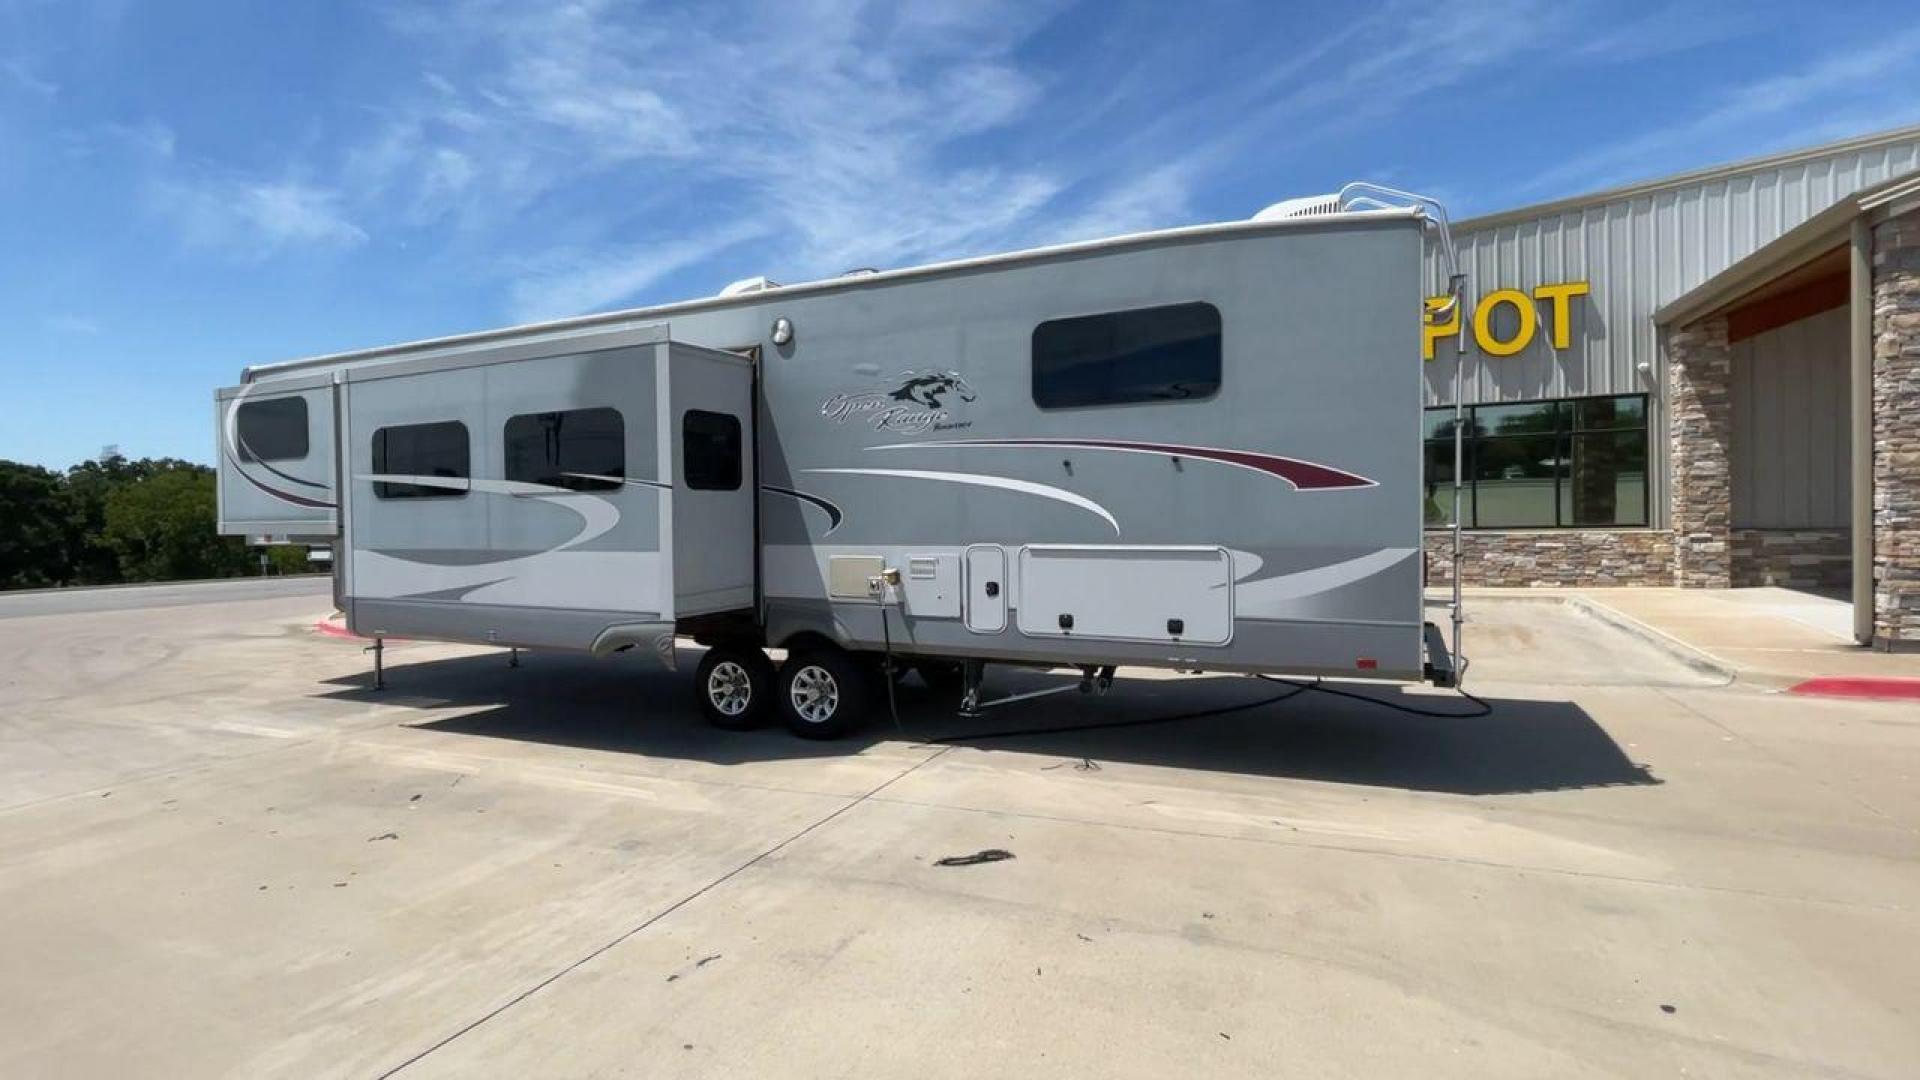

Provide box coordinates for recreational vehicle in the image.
[216,187,1465,738]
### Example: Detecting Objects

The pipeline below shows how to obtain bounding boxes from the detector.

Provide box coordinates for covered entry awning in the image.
[1655,169,1920,646]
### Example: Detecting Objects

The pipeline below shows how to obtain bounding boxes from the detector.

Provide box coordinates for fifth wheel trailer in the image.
[216,190,1463,738]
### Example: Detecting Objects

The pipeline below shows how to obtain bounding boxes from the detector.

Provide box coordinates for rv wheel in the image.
[696,646,775,730]
[777,648,871,740]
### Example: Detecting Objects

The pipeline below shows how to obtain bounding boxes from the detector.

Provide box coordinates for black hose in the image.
[878,603,903,731]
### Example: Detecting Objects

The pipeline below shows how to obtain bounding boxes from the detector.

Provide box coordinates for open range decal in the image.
[821,370,975,435]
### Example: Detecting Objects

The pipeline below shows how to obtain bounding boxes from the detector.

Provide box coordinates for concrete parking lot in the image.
[1,581,1917,1078]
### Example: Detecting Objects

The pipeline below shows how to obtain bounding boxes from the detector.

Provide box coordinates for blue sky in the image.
[4,0,1919,468]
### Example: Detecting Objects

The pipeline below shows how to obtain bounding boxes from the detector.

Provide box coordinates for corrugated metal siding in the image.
[1420,130,1920,528]
[1730,306,1849,528]
[1423,135,1920,406]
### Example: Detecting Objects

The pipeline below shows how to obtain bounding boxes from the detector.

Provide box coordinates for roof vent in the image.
[1252,194,1345,221]
[718,275,781,297]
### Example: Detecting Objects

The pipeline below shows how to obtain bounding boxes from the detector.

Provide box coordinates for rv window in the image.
[235,397,309,462]
[504,407,624,492]
[682,410,742,491]
[371,421,470,499]
[1031,302,1222,409]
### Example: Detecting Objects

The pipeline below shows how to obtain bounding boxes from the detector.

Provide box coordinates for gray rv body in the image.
[216,209,1430,680]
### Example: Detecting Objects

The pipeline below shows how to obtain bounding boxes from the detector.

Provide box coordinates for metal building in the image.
[1416,123,1920,649]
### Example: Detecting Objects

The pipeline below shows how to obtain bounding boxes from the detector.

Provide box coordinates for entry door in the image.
[668,343,757,616]
[964,544,1007,633]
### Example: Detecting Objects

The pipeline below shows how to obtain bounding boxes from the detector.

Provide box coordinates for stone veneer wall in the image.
[1422,530,1674,587]
[1729,528,1851,589]
[1669,318,1734,588]
[1873,208,1920,647]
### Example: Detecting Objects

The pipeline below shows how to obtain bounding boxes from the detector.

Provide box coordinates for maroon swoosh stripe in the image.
[224,450,338,509]
[909,438,1374,490]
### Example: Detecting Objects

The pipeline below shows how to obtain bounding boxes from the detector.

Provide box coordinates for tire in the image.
[777,647,872,740]
[695,646,775,730]
[914,659,966,699]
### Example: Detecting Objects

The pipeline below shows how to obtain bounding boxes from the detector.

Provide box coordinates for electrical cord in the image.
[925,671,1490,745]
[878,602,904,731]
[929,678,1315,744]
[1255,674,1492,718]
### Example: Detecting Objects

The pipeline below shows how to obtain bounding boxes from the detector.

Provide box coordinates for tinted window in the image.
[372,421,469,499]
[1032,302,1222,409]
[236,397,308,462]
[1471,431,1560,528]
[504,407,624,492]
[1423,394,1648,529]
[1475,400,1561,436]
[1574,394,1645,431]
[683,410,741,491]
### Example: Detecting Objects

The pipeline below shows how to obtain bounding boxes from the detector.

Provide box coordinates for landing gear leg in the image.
[959,659,986,718]
[367,636,386,691]
[509,647,520,669]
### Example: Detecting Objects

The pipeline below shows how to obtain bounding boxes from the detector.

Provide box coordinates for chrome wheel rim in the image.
[789,665,839,724]
[707,660,754,716]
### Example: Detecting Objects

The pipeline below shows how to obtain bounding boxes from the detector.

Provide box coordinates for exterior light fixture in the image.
[771,317,794,346]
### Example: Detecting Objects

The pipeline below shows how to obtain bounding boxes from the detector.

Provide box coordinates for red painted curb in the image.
[314,617,364,640]
[1788,677,1920,701]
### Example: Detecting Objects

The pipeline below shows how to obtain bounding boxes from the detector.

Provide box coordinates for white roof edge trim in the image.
[241,207,1421,382]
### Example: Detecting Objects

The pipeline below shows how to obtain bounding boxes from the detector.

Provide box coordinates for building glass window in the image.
[682,410,742,491]
[1032,302,1222,409]
[236,397,309,462]
[504,407,624,491]
[1423,394,1648,529]
[371,420,470,499]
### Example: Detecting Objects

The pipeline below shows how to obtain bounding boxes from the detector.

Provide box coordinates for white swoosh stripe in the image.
[805,468,1119,534]
[1235,547,1417,605]
[355,474,621,551]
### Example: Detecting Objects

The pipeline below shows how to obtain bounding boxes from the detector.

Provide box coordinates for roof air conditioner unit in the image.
[1251,194,1345,221]
[719,275,781,297]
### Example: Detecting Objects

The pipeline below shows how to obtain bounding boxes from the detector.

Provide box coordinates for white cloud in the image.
[1571,4,1751,62]
[1248,0,1564,143]
[1036,165,1197,247]
[330,0,1593,316]
[110,120,175,159]
[90,0,1892,321]
[506,218,772,322]
[153,176,367,255]
[1023,0,1558,234]
[347,0,1070,312]
[1521,25,1920,197]
[45,313,101,335]
[2,58,57,99]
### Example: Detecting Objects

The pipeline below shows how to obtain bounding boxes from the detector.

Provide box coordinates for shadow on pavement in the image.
[320,648,1658,797]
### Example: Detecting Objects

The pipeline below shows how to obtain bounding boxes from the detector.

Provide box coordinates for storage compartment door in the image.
[1016,546,1233,645]
[215,375,337,537]
[667,344,756,616]
[964,544,1007,633]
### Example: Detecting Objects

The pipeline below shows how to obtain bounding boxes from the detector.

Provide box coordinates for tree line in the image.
[0,453,311,590]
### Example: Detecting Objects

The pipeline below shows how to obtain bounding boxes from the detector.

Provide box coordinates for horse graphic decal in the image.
[887,373,977,411]
[821,370,977,434]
